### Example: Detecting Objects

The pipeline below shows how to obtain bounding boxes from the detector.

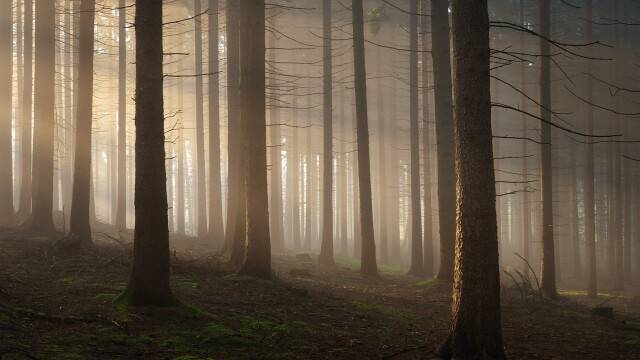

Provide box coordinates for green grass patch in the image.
[413,278,444,291]
[92,293,116,301]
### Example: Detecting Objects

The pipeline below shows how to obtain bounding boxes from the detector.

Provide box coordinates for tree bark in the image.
[437,1,505,358]
[27,0,56,232]
[377,45,388,266]
[115,0,127,229]
[117,0,177,306]
[16,0,32,222]
[408,0,424,277]
[351,0,377,277]
[538,0,557,299]
[0,1,13,223]
[421,0,433,278]
[584,0,597,299]
[431,0,456,282]
[520,0,531,277]
[237,0,270,279]
[208,0,224,242]
[318,0,334,266]
[68,0,96,246]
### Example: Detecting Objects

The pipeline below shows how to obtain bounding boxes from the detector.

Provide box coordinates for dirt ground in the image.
[0,226,639,359]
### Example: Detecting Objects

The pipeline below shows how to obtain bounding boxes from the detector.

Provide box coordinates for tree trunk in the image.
[377,46,388,266]
[520,0,531,277]
[224,0,245,264]
[570,145,581,278]
[237,0,270,279]
[408,0,424,277]
[538,0,557,299]
[351,0,377,277]
[584,0,597,299]
[115,0,127,229]
[437,1,505,357]
[177,57,185,235]
[340,98,348,256]
[68,0,96,245]
[208,0,224,242]
[268,7,284,251]
[116,0,177,307]
[318,0,334,266]
[192,0,207,237]
[27,0,56,232]
[16,0,32,222]
[0,2,12,223]
[421,0,433,278]
[431,0,456,282]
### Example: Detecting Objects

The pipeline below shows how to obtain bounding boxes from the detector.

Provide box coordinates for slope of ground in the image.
[0,227,639,359]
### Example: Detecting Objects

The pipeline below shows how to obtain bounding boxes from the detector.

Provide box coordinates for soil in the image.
[0,226,639,359]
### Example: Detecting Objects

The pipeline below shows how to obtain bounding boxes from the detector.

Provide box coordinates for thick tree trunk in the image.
[538,0,557,299]
[352,0,377,277]
[208,0,224,243]
[431,0,456,282]
[116,0,177,307]
[16,0,33,222]
[68,0,96,246]
[237,0,270,279]
[421,0,433,278]
[0,3,13,223]
[115,0,127,229]
[408,0,424,277]
[584,0,597,299]
[318,0,334,266]
[27,0,56,232]
[437,1,505,358]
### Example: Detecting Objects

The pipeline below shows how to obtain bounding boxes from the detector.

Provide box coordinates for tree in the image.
[237,0,270,279]
[352,0,377,277]
[537,0,557,300]
[431,0,456,282]
[584,0,597,299]
[115,0,127,229]
[194,0,207,237]
[208,0,224,243]
[115,0,178,306]
[421,0,434,278]
[27,0,56,232]
[15,0,33,223]
[68,0,96,246]
[318,0,334,267]
[437,0,505,358]
[407,0,424,277]
[0,1,12,224]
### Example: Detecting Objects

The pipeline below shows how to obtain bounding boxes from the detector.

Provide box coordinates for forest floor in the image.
[0,226,639,359]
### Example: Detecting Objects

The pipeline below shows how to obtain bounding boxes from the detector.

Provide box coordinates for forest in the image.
[0,0,639,359]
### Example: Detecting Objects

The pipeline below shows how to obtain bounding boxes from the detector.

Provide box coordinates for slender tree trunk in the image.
[208,0,224,242]
[438,1,505,357]
[408,0,424,277]
[352,94,361,260]
[493,81,502,266]
[377,46,388,266]
[177,57,185,235]
[0,2,12,223]
[237,0,270,279]
[292,93,301,252]
[319,0,334,266]
[305,83,313,250]
[224,0,244,263]
[15,0,22,217]
[570,145,581,278]
[538,0,557,299]
[431,0,456,282]
[421,0,433,277]
[340,99,348,256]
[62,0,72,215]
[68,0,96,246]
[27,0,56,232]
[351,0,377,277]
[16,0,33,222]
[585,0,597,299]
[116,0,177,307]
[268,7,284,250]
[520,0,531,277]
[192,0,207,237]
[115,0,127,229]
